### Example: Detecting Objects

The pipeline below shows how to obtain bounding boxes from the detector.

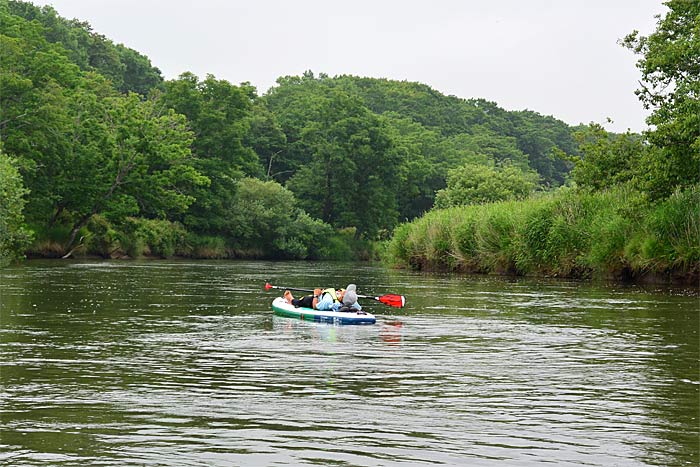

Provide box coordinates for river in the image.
[1,260,698,466]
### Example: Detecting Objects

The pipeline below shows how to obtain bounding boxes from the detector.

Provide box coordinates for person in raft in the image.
[284,284,362,312]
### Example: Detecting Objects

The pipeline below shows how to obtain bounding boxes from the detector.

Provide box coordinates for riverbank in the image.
[18,186,700,287]
[384,186,700,286]
[24,217,377,263]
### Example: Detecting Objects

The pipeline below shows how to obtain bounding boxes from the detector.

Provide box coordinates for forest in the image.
[1,0,698,283]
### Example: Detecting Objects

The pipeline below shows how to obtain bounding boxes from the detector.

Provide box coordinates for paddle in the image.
[264,282,406,308]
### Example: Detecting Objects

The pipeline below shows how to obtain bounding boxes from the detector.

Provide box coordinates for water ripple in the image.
[1,260,698,466]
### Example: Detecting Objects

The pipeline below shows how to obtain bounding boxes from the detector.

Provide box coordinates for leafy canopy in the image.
[621,0,700,198]
[435,163,540,208]
[0,150,32,265]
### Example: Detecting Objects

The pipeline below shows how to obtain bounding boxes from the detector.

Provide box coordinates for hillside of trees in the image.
[1,0,697,283]
[385,0,699,283]
[0,0,575,261]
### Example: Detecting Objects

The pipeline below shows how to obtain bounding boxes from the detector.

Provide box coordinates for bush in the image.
[117,217,186,258]
[26,223,71,258]
[435,162,539,208]
[0,153,33,265]
[85,215,120,257]
[227,178,335,259]
[183,234,228,259]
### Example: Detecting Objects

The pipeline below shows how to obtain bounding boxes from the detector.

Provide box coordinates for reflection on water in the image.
[1,260,698,466]
[379,321,404,345]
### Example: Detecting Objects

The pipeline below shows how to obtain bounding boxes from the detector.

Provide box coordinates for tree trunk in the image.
[65,212,94,250]
[48,206,64,228]
[323,168,333,223]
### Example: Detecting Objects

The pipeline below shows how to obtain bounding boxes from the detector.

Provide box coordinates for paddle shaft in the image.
[265,282,405,308]
[266,284,314,294]
[267,283,377,299]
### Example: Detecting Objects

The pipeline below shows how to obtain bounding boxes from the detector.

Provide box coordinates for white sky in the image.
[31,0,666,133]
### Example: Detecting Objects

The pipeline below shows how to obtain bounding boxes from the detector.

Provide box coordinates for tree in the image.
[0,8,89,226]
[435,163,540,208]
[6,1,164,95]
[245,102,287,180]
[227,178,332,258]
[506,111,575,187]
[161,73,260,234]
[0,150,32,266]
[622,0,700,198]
[116,44,164,95]
[570,123,647,190]
[261,71,331,183]
[60,92,207,247]
[381,113,449,220]
[0,23,206,248]
[285,88,400,238]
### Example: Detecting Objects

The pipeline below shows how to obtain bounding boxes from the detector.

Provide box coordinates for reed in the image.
[386,185,699,282]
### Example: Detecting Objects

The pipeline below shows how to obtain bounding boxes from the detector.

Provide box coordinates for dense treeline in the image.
[0,0,580,265]
[386,0,700,283]
[2,0,162,95]
[1,1,697,284]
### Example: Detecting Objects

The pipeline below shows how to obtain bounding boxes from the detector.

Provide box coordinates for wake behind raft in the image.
[271,297,377,325]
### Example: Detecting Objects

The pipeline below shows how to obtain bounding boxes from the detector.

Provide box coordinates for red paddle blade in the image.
[377,294,406,308]
[265,282,273,290]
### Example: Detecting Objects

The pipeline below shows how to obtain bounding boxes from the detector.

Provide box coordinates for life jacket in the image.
[320,288,340,303]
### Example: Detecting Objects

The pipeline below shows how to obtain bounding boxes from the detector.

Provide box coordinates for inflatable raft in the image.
[271,297,376,325]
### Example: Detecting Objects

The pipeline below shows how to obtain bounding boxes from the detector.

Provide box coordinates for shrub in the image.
[85,215,120,257]
[0,153,33,265]
[183,234,228,259]
[117,217,186,258]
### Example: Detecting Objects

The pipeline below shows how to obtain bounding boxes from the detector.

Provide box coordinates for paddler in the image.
[284,284,361,312]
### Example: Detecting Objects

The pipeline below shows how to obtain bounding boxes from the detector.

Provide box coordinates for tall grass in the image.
[385,185,699,282]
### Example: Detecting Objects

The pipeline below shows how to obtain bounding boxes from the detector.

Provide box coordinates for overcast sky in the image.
[31,0,666,133]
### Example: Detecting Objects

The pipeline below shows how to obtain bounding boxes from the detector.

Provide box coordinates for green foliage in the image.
[5,0,163,94]
[0,151,32,265]
[435,163,540,208]
[246,101,287,179]
[7,0,693,279]
[621,0,700,198]
[272,79,401,238]
[386,2,699,283]
[184,234,228,259]
[386,186,699,280]
[626,186,700,272]
[117,217,187,258]
[1,8,206,251]
[472,201,524,273]
[314,227,376,261]
[265,72,578,229]
[227,178,333,259]
[381,114,446,220]
[507,110,575,187]
[571,123,647,190]
[161,72,260,234]
[84,214,119,257]
[331,76,577,186]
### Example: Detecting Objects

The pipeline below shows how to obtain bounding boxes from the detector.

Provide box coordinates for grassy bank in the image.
[26,216,377,262]
[385,185,699,284]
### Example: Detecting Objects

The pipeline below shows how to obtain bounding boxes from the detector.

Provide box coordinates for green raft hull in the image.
[271,297,376,325]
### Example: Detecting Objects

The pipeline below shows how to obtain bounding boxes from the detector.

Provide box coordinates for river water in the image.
[0,260,698,466]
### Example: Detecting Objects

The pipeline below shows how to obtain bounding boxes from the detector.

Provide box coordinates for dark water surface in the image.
[1,260,698,466]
